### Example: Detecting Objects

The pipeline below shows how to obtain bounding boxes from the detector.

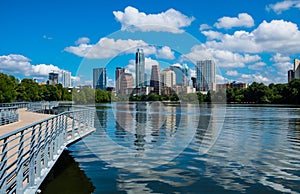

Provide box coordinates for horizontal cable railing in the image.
[0,106,95,194]
[0,102,29,109]
[0,106,18,126]
[27,102,59,113]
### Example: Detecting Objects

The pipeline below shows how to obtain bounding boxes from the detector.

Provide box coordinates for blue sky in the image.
[0,0,300,86]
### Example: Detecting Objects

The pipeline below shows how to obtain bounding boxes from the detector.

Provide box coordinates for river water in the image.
[42,103,300,193]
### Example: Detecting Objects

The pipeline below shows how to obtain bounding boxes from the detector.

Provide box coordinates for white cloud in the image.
[226,70,239,76]
[199,24,211,31]
[156,46,175,60]
[113,6,194,33]
[0,54,62,78]
[75,37,90,45]
[241,73,270,83]
[214,13,254,29]
[248,62,266,70]
[182,45,260,68]
[216,74,227,83]
[266,0,300,14]
[202,20,300,54]
[65,37,149,59]
[201,30,223,40]
[270,53,291,63]
[43,35,53,40]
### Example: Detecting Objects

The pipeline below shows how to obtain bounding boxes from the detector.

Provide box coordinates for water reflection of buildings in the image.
[115,103,135,138]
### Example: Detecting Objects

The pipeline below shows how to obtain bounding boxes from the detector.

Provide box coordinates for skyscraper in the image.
[93,68,107,90]
[62,70,71,88]
[120,73,134,94]
[116,67,125,93]
[196,60,216,91]
[47,72,58,85]
[294,59,300,79]
[150,65,160,94]
[135,48,145,88]
[160,69,176,88]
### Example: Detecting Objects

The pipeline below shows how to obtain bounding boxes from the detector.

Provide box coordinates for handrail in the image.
[0,102,28,109]
[0,106,95,194]
[0,106,18,126]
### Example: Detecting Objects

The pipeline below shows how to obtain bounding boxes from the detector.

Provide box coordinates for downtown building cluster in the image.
[93,48,222,95]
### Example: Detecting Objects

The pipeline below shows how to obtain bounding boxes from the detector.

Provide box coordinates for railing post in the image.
[0,137,8,194]
[16,131,25,193]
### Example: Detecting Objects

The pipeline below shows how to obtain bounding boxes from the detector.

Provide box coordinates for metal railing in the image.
[0,107,95,194]
[0,106,18,126]
[27,102,59,113]
[0,102,29,109]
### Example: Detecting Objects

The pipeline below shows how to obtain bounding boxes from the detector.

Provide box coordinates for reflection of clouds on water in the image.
[191,106,300,193]
[87,102,199,169]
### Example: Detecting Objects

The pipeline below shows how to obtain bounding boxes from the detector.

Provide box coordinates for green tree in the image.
[0,73,18,102]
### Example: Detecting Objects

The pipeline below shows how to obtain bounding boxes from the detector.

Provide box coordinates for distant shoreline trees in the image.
[1,73,300,104]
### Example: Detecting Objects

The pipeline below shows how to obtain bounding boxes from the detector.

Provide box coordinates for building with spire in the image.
[135,48,145,88]
[93,68,107,90]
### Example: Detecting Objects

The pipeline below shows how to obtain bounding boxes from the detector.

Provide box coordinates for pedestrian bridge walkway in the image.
[0,105,95,194]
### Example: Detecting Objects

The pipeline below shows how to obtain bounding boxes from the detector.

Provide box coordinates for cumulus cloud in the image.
[241,73,270,83]
[270,53,291,63]
[248,62,267,70]
[113,6,194,33]
[199,24,212,31]
[266,0,300,14]
[65,37,149,59]
[182,45,260,68]
[202,20,300,54]
[270,53,293,77]
[226,70,239,76]
[75,37,90,45]
[0,54,62,78]
[156,46,175,60]
[66,37,175,60]
[214,13,254,29]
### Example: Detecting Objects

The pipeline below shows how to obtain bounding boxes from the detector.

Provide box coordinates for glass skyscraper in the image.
[62,70,71,88]
[135,48,145,88]
[93,68,107,90]
[196,60,216,91]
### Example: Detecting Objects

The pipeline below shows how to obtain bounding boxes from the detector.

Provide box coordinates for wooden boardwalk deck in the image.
[0,108,53,137]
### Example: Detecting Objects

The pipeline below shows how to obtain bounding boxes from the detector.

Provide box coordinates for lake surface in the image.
[42,103,300,193]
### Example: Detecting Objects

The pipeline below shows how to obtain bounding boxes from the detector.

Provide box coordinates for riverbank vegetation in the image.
[0,73,300,104]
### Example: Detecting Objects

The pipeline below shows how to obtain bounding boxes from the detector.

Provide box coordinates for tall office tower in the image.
[150,65,160,94]
[182,64,189,86]
[116,67,125,93]
[191,77,197,89]
[196,60,216,91]
[288,70,295,83]
[160,69,176,88]
[120,73,134,94]
[135,48,145,88]
[294,59,300,79]
[48,72,59,85]
[62,70,71,88]
[93,68,107,90]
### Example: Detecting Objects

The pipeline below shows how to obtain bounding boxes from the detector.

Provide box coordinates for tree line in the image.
[0,73,111,103]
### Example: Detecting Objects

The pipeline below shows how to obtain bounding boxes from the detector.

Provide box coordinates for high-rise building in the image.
[288,59,300,82]
[62,70,71,88]
[150,65,160,94]
[294,59,300,79]
[116,67,125,93]
[47,72,58,85]
[196,60,216,91]
[135,48,145,88]
[160,69,176,88]
[93,68,107,90]
[120,73,134,94]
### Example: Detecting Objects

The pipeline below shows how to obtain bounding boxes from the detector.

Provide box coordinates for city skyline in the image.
[0,1,300,85]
